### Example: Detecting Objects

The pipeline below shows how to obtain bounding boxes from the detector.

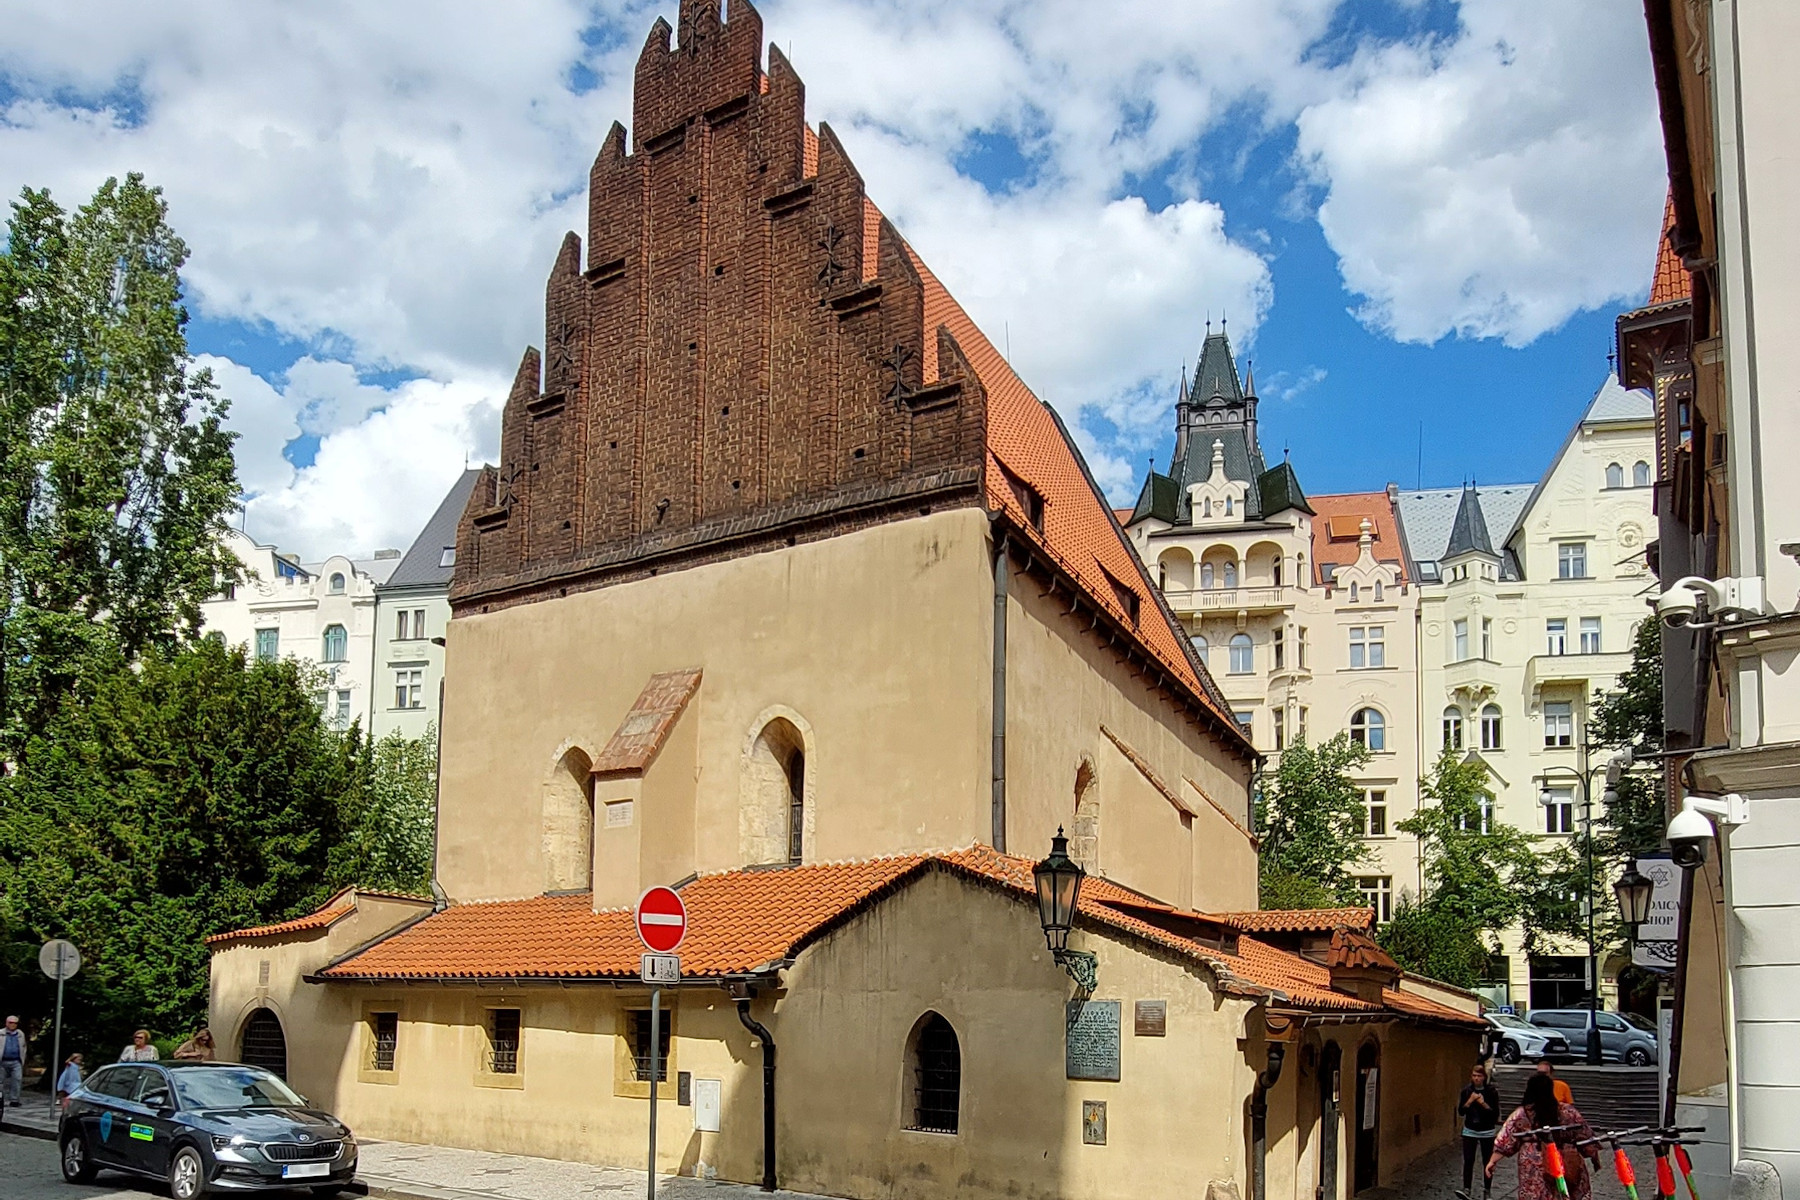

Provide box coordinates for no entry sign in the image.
[634,886,687,953]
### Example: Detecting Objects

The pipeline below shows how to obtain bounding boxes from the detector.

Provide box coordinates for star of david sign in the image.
[817,223,847,290]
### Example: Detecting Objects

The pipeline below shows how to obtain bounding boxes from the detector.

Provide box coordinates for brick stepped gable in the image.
[451,0,989,612]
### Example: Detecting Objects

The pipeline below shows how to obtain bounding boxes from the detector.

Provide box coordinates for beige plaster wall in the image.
[438,510,995,903]
[1002,560,1256,912]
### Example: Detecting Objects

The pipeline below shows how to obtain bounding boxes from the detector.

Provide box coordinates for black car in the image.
[58,1059,359,1197]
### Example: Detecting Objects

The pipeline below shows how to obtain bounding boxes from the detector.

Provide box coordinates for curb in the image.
[0,1118,57,1142]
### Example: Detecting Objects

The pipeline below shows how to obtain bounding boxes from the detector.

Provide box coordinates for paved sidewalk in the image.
[358,1140,818,1200]
[0,1091,60,1139]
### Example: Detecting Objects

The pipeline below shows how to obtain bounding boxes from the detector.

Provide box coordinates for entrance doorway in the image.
[1353,1041,1380,1192]
[239,1008,288,1079]
[1529,955,1588,1010]
[1318,1042,1342,1199]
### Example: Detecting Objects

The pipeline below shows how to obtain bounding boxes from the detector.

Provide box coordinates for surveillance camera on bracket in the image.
[1667,791,1749,870]
[1651,575,1773,628]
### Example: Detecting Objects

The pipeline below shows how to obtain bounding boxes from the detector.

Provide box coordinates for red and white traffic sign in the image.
[634,886,687,953]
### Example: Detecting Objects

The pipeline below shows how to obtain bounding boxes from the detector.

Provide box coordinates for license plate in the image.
[282,1162,331,1179]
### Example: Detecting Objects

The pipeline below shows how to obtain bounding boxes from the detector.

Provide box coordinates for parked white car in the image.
[1484,1013,1571,1063]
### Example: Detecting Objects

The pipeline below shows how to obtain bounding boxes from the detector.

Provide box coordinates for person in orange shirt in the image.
[1535,1058,1573,1105]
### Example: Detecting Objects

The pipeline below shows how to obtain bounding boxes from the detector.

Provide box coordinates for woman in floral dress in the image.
[1487,1073,1600,1200]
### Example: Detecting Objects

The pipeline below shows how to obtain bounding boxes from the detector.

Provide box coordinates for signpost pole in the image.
[647,987,660,1200]
[51,968,65,1098]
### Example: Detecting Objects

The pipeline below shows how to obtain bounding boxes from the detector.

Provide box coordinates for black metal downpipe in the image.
[1251,1043,1287,1200]
[735,993,777,1192]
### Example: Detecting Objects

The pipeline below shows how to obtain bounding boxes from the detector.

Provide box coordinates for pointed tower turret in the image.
[1444,482,1496,560]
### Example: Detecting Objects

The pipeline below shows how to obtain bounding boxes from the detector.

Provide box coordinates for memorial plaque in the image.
[1134,999,1166,1037]
[1066,1000,1122,1081]
[1082,1100,1107,1145]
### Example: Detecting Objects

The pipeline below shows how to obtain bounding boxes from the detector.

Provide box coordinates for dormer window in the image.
[329,572,346,595]
[1101,569,1140,625]
[998,461,1045,532]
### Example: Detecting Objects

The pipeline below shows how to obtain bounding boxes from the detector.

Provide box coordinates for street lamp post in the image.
[1033,828,1097,991]
[1613,862,1655,934]
[1538,746,1634,1067]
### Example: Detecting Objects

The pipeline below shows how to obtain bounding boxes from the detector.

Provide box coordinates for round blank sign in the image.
[39,939,80,981]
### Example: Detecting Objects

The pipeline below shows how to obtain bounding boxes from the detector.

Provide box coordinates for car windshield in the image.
[1488,1014,1531,1029]
[169,1066,306,1111]
[1622,1012,1657,1033]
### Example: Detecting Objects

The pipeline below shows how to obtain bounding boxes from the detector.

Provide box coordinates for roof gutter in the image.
[992,529,1008,853]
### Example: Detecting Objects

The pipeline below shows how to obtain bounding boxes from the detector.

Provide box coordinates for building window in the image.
[1543,701,1574,748]
[1633,460,1651,487]
[1357,876,1393,924]
[1365,790,1388,837]
[906,1013,961,1134]
[487,1009,521,1075]
[1297,707,1309,742]
[440,546,456,568]
[628,1009,671,1083]
[322,624,348,663]
[1349,626,1384,669]
[1350,708,1385,752]
[1223,562,1238,589]
[1272,556,1283,586]
[369,1012,398,1073]
[1543,788,1576,835]
[1546,619,1567,656]
[1461,794,1494,834]
[1297,627,1308,669]
[787,747,806,864]
[1579,617,1601,654]
[1481,618,1493,660]
[1350,582,1360,603]
[254,628,280,662]
[1192,634,1208,667]
[395,669,423,710]
[333,690,351,728]
[1442,706,1464,751]
[1273,708,1286,751]
[1452,619,1469,662]
[1480,705,1502,750]
[329,572,347,595]
[396,609,410,641]
[1558,542,1587,579]
[1605,462,1624,489]
[1228,633,1254,674]
[1374,579,1384,601]
[1234,710,1254,739]
[1201,563,1215,589]
[1272,628,1285,670]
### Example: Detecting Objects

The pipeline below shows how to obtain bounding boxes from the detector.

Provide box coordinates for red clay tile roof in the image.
[896,238,1245,753]
[1113,507,1135,526]
[1309,491,1407,586]
[1217,907,1374,934]
[591,668,702,778]
[206,889,357,947]
[1328,926,1399,972]
[307,849,1476,1027]
[1649,192,1689,307]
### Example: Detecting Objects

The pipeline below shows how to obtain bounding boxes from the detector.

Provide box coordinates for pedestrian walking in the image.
[119,1029,160,1062]
[55,1052,84,1108]
[0,1015,25,1112]
[173,1026,216,1061]
[1487,1073,1600,1200]
[1456,1062,1501,1199]
[1535,1058,1573,1105]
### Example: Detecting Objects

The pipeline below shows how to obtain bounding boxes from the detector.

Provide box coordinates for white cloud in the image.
[1294,0,1666,345]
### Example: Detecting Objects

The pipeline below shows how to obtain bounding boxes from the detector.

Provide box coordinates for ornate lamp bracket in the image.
[1053,948,1098,992]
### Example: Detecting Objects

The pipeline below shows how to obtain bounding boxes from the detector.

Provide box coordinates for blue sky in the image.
[0,0,1666,554]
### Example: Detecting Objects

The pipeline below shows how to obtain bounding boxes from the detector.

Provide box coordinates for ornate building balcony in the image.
[1444,656,1501,704]
[1161,585,1298,618]
[1525,650,1632,696]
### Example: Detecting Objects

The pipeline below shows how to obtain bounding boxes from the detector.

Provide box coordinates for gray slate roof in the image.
[1395,483,1534,580]
[381,469,483,591]
[1584,374,1654,423]
[1444,482,1496,559]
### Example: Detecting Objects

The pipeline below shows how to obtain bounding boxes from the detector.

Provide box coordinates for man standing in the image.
[1535,1058,1573,1105]
[0,1016,25,1109]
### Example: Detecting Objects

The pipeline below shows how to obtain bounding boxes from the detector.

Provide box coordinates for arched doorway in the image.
[239,1008,288,1079]
[1353,1041,1380,1192]
[1318,1042,1342,1199]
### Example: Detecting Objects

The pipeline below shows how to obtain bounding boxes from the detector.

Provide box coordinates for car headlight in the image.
[211,1134,256,1162]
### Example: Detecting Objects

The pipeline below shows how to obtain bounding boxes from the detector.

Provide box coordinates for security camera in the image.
[1652,576,1773,628]
[1667,792,1750,870]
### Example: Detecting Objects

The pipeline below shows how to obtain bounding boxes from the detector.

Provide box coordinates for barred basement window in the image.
[907,1013,960,1134]
[487,1009,521,1075]
[370,1012,398,1072]
[629,1009,672,1083]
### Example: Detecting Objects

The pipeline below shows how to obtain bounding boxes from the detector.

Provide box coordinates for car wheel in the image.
[169,1145,208,1199]
[1497,1040,1521,1064]
[60,1131,96,1184]
[1626,1047,1652,1066]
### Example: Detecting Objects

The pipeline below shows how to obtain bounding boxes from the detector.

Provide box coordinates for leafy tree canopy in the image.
[1255,733,1373,909]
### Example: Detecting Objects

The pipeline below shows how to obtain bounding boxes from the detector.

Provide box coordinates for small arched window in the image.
[1442,706,1464,751]
[1605,462,1624,489]
[906,1013,961,1134]
[1203,498,1213,518]
[1192,634,1209,666]
[1223,562,1238,589]
[1350,582,1360,602]
[1224,496,1234,515]
[1201,563,1215,589]
[321,624,347,663]
[1480,704,1503,750]
[1351,708,1386,752]
[1229,633,1254,675]
[1374,580,1384,601]
[1272,556,1284,586]
[1633,460,1651,487]
[329,572,346,595]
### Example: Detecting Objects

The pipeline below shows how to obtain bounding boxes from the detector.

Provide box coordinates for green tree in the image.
[1255,733,1373,908]
[353,725,438,893]
[0,638,367,1055]
[0,174,238,761]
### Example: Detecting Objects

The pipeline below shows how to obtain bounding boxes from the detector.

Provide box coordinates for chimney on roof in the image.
[1326,927,1400,1003]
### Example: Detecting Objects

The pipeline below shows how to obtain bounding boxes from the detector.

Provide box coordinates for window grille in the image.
[487,1009,521,1075]
[908,1014,961,1134]
[370,1012,397,1072]
[629,1010,671,1083]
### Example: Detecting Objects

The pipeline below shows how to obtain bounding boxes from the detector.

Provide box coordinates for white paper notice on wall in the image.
[1361,1068,1379,1130]
[693,1078,722,1133]
[605,800,634,828]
